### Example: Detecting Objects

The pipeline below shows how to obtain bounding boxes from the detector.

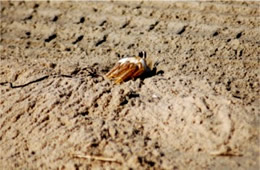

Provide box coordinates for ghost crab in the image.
[106,51,156,84]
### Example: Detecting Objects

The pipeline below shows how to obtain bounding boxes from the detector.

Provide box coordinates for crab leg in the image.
[114,64,138,84]
[131,63,145,78]
[109,64,130,80]
[106,63,121,78]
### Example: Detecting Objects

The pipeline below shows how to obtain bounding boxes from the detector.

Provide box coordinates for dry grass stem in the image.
[73,154,118,162]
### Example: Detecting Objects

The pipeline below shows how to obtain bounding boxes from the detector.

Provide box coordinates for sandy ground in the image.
[0,1,259,169]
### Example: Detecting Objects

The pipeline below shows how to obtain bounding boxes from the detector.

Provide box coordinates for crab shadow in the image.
[140,67,164,80]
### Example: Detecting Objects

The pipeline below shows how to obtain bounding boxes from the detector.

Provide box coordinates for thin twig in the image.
[0,66,102,89]
[10,75,49,88]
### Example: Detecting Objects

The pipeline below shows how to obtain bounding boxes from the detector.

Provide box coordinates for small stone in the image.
[49,62,56,68]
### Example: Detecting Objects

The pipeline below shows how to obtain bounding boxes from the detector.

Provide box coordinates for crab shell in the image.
[106,53,151,84]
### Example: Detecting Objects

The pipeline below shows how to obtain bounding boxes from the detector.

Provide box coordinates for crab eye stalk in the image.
[139,51,146,59]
